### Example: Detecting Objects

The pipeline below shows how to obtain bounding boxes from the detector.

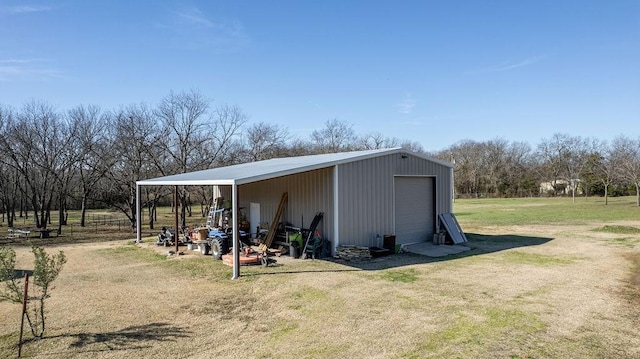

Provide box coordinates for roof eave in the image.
[136,179,236,186]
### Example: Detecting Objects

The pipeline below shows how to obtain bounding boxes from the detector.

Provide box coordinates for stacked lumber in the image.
[335,245,372,261]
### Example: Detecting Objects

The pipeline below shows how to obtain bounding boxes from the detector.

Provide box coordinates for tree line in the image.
[437,134,640,205]
[1,90,639,234]
[0,90,423,232]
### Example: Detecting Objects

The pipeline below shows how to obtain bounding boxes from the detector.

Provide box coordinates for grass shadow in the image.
[241,268,362,277]
[294,233,555,271]
[464,233,553,253]
[40,322,191,354]
[0,234,136,247]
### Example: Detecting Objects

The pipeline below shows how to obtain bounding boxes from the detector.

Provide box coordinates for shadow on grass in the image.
[40,322,191,353]
[241,268,362,277]
[2,233,189,248]
[464,233,553,253]
[246,233,554,273]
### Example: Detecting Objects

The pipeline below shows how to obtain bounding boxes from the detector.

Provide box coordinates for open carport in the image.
[136,147,454,278]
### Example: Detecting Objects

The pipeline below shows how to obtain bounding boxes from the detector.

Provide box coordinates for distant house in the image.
[539,179,582,196]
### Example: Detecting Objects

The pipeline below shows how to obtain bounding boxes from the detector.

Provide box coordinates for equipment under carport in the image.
[156,227,188,247]
[221,250,271,267]
[301,212,324,259]
[261,192,288,249]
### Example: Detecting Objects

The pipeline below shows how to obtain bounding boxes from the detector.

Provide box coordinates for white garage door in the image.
[394,176,435,245]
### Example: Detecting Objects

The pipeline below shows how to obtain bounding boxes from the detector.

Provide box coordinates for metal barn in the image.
[136,147,453,277]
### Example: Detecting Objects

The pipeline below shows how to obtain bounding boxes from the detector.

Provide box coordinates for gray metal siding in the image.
[337,152,451,247]
[219,151,451,249]
[337,156,394,247]
[238,168,334,240]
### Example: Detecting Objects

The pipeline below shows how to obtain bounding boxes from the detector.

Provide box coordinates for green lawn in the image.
[454,196,640,226]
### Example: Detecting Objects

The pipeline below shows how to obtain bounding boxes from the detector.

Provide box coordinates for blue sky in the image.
[1,1,638,152]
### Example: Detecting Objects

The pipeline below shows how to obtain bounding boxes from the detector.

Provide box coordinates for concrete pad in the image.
[404,241,471,257]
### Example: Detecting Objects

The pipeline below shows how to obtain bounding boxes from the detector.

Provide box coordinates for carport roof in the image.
[137,147,452,186]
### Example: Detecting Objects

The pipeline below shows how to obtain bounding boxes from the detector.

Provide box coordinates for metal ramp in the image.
[438,213,468,244]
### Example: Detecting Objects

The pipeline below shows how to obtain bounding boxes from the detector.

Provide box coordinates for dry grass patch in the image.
[625,251,640,315]
[590,225,640,248]
[594,225,640,235]
[379,268,419,283]
[500,250,581,266]
[401,306,548,358]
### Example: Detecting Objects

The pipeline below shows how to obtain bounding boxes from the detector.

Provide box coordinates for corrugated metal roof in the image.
[137,147,452,186]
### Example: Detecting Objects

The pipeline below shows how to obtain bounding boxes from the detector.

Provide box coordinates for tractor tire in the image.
[199,242,210,255]
[210,236,224,260]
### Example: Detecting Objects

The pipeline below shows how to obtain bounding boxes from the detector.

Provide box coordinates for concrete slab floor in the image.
[404,241,471,257]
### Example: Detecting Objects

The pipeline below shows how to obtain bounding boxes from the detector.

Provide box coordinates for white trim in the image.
[135,184,141,243]
[232,183,240,280]
[451,166,455,205]
[332,165,339,254]
[137,179,236,186]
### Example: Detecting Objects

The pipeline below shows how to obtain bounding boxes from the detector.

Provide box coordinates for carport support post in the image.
[174,186,179,254]
[135,184,141,243]
[232,183,240,279]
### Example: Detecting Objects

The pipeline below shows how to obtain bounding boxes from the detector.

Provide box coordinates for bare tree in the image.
[207,103,248,165]
[240,122,290,162]
[353,132,424,153]
[154,90,212,225]
[611,136,640,206]
[357,132,390,150]
[484,138,509,197]
[2,100,76,232]
[564,136,589,203]
[449,140,485,198]
[68,105,116,226]
[506,141,536,197]
[538,133,586,198]
[101,104,160,227]
[155,90,212,174]
[581,139,612,203]
[282,138,315,157]
[398,139,425,153]
[0,104,21,227]
[310,119,357,153]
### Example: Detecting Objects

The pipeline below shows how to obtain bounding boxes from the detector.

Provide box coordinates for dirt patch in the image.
[624,251,640,317]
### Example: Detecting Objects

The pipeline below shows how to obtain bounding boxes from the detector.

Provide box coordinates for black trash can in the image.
[383,235,396,252]
[321,239,331,258]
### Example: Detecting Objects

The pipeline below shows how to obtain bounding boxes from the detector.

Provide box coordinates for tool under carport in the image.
[301,212,324,259]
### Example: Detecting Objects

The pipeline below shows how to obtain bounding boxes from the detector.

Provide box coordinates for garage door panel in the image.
[395,177,434,245]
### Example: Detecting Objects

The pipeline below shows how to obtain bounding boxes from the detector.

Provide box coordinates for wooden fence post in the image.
[18,273,29,357]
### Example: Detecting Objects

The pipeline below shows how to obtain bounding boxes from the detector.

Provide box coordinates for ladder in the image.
[206,197,225,228]
[260,192,288,250]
